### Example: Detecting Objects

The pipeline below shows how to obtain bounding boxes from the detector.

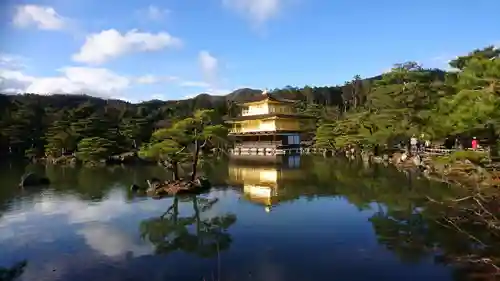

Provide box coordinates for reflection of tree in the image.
[140,195,236,258]
[369,207,439,263]
[427,192,500,280]
[304,157,457,209]
[369,198,500,281]
[0,260,27,281]
[280,157,499,280]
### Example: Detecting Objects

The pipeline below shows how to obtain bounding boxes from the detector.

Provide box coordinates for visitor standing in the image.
[472,137,478,150]
[410,135,417,155]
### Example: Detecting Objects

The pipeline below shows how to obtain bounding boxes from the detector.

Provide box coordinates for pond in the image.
[0,156,475,281]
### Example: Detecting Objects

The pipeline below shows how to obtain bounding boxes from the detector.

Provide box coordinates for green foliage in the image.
[449,150,488,164]
[316,45,500,148]
[449,45,500,70]
[1,85,348,160]
[1,45,498,159]
[434,150,488,165]
[76,137,115,163]
[139,109,228,179]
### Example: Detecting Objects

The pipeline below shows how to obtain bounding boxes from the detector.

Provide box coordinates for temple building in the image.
[225,89,315,155]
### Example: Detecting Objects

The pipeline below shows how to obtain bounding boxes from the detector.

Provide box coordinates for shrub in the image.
[449,150,488,164]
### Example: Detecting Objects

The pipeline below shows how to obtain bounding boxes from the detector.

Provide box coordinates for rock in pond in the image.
[130,184,144,192]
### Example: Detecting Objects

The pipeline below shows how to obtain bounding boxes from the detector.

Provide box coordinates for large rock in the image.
[50,155,78,165]
[412,155,422,166]
[392,152,403,164]
[130,184,144,192]
[108,152,141,164]
[19,172,50,188]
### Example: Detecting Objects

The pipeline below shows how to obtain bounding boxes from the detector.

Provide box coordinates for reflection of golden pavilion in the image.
[227,156,302,211]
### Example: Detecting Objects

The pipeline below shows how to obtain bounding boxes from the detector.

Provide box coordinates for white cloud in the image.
[196,50,232,95]
[198,50,218,84]
[135,74,178,84]
[73,29,182,65]
[142,5,170,21]
[179,80,211,88]
[205,88,231,95]
[0,54,27,70]
[150,93,165,100]
[135,75,158,84]
[222,0,282,25]
[0,67,130,97]
[195,51,239,96]
[13,5,66,30]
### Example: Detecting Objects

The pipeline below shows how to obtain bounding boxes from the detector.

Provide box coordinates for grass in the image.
[435,150,489,165]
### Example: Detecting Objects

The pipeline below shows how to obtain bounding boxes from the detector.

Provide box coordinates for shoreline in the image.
[320,145,499,190]
[12,149,500,189]
[373,150,500,189]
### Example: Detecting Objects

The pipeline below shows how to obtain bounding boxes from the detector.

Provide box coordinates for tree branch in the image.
[174,146,187,156]
[200,138,209,149]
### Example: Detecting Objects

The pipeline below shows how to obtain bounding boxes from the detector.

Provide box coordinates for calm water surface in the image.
[0,156,467,281]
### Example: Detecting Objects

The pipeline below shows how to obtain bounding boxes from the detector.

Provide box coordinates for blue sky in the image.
[0,0,498,102]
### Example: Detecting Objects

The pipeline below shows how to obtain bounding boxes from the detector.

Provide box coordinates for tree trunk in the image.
[172,160,180,180]
[191,135,200,182]
[488,124,498,158]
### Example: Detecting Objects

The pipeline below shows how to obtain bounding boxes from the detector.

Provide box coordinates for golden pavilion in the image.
[225,89,314,155]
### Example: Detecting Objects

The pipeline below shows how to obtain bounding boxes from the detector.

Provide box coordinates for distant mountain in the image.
[0,69,447,112]
[225,88,263,102]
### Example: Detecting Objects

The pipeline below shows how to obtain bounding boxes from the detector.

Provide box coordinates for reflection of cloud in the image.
[0,189,168,244]
[0,189,184,280]
[33,190,131,224]
[0,227,15,240]
[0,212,27,226]
[78,223,152,258]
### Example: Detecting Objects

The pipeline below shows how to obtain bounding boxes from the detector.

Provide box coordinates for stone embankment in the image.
[367,150,500,188]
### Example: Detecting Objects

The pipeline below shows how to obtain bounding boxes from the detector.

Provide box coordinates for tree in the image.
[449,45,500,71]
[120,117,150,149]
[0,44,497,161]
[139,109,228,181]
[75,137,116,164]
[45,119,77,157]
[432,45,500,140]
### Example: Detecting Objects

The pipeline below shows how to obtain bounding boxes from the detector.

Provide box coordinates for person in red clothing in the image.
[471,137,478,149]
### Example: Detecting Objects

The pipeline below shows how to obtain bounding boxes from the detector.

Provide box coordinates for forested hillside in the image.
[1,45,498,161]
[0,80,356,160]
[316,46,500,151]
